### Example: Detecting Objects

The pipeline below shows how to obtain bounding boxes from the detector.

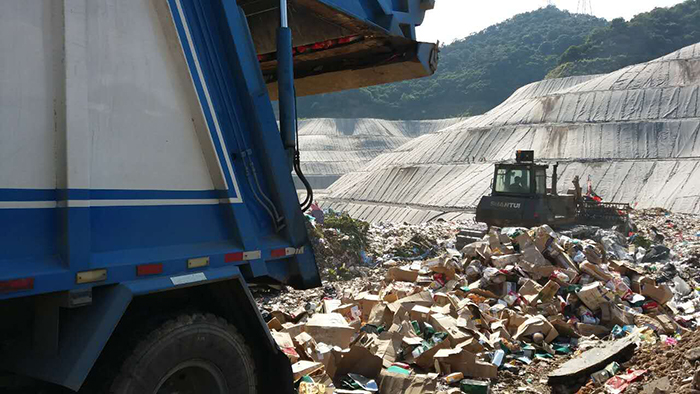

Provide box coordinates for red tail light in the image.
[0,278,34,293]
[137,263,163,276]
[225,252,244,262]
[271,248,287,258]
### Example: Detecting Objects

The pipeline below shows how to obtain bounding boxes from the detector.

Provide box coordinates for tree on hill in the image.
[297,6,607,120]
[548,0,700,79]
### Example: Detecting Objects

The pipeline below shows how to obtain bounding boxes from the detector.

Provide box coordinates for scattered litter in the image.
[252,211,699,393]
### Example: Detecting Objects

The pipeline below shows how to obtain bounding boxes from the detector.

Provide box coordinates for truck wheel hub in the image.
[155,359,228,394]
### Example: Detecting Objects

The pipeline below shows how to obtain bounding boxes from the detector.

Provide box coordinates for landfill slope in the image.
[294,118,461,190]
[322,43,700,223]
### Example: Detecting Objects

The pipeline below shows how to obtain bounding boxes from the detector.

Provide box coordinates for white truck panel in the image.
[0,1,61,189]
[85,0,215,191]
[0,0,227,193]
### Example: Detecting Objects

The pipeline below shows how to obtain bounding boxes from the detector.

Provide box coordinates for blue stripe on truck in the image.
[0,188,230,202]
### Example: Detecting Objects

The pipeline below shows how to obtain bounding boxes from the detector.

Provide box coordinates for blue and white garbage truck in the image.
[0,0,437,392]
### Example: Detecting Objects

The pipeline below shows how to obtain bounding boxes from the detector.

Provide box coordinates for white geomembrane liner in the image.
[322,43,700,223]
[294,118,461,189]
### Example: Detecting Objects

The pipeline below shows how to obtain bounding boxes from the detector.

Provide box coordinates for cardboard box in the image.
[519,279,543,296]
[630,275,655,293]
[314,342,335,369]
[548,244,579,272]
[267,317,283,331]
[514,231,534,250]
[425,256,460,280]
[368,303,394,328]
[374,331,404,368]
[415,339,451,370]
[335,303,362,323]
[355,292,381,322]
[378,370,438,394]
[513,315,559,343]
[272,331,295,349]
[430,313,472,347]
[304,313,356,349]
[642,283,673,305]
[577,282,614,311]
[403,336,423,347]
[395,291,434,309]
[491,254,520,269]
[410,305,432,324]
[326,346,382,380]
[434,347,473,375]
[535,280,560,303]
[272,331,301,363]
[548,315,579,338]
[533,225,557,253]
[295,332,320,362]
[270,310,294,324]
[291,360,324,382]
[600,302,634,327]
[489,229,514,255]
[323,299,342,314]
[583,244,603,265]
[518,245,550,276]
[387,266,420,282]
[432,292,453,307]
[433,347,497,379]
[576,323,610,337]
[282,322,305,339]
[457,337,485,354]
[580,262,613,282]
[390,307,412,330]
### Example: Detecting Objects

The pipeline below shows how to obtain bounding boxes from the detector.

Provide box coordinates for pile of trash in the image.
[307,211,373,281]
[256,214,700,394]
[306,211,461,281]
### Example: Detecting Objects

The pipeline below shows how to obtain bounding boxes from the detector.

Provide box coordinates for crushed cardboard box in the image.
[305,313,357,349]
[378,370,438,394]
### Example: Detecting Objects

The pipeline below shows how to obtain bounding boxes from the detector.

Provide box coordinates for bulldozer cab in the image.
[476,150,576,228]
[492,150,547,197]
[493,163,547,197]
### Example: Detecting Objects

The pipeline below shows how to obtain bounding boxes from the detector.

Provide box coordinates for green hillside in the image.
[297,6,607,120]
[548,0,700,79]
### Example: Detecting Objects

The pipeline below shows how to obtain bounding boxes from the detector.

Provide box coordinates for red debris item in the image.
[642,301,660,312]
[433,273,446,286]
[663,337,678,346]
[281,346,300,360]
[604,369,646,394]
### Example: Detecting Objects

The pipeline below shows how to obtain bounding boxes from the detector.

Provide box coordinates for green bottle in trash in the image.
[460,379,490,394]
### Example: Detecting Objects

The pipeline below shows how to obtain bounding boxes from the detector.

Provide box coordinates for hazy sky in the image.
[417,0,687,44]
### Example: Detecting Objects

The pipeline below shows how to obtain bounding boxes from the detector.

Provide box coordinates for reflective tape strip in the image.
[171,272,207,286]
[285,246,305,256]
[243,251,261,260]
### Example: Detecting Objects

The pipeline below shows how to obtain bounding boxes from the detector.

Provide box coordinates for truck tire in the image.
[109,313,257,394]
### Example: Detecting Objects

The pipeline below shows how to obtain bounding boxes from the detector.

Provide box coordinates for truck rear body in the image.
[0,0,436,299]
